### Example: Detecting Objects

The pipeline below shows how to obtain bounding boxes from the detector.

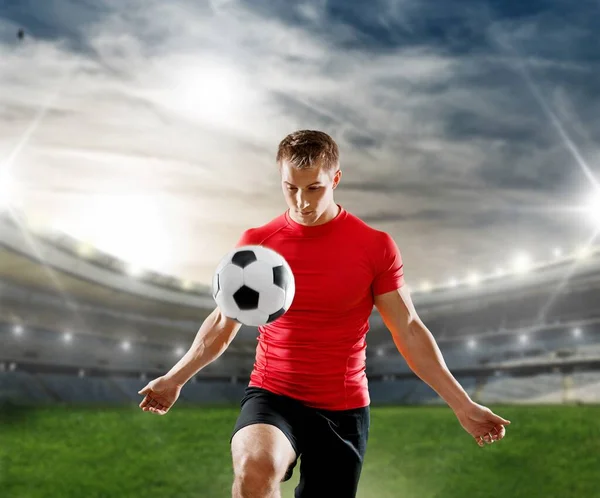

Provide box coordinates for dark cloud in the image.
[442,106,543,145]
[475,142,581,192]
[342,129,380,150]
[242,0,599,60]
[361,208,518,229]
[0,0,109,49]
[340,179,479,196]
[270,91,341,128]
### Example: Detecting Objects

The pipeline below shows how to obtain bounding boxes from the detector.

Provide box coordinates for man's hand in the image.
[138,376,183,415]
[454,401,511,447]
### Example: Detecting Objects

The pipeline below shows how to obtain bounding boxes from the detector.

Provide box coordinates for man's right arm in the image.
[163,307,242,386]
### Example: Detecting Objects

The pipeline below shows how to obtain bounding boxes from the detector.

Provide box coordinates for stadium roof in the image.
[0,213,214,321]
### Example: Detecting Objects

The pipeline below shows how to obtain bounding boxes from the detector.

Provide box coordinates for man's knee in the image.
[236,451,283,481]
[233,451,286,495]
[231,424,296,497]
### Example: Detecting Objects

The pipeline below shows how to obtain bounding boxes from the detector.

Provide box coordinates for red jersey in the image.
[235,204,405,410]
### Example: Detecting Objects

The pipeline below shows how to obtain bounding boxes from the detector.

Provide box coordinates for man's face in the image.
[280,160,341,226]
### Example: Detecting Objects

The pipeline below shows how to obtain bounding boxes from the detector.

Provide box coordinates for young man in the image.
[139,130,511,498]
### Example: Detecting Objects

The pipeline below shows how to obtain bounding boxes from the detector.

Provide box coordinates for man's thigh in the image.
[294,406,370,498]
[231,387,305,482]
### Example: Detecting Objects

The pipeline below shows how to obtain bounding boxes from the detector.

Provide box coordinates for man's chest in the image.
[267,238,374,312]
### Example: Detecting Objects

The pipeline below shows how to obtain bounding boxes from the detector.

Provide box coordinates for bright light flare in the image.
[127,264,145,277]
[512,251,532,274]
[53,194,173,274]
[0,171,16,211]
[576,246,592,260]
[147,55,260,133]
[587,192,600,227]
[420,281,432,292]
[466,272,480,286]
[77,242,94,257]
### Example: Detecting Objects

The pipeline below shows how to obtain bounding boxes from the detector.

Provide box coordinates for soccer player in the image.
[139,130,511,498]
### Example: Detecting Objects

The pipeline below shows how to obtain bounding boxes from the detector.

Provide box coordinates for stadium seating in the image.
[478,373,564,404]
[0,371,55,405]
[0,371,248,406]
[178,381,246,405]
[2,368,600,407]
[570,371,600,403]
[36,373,131,404]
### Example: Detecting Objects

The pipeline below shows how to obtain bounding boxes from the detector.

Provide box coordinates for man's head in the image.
[276,130,342,226]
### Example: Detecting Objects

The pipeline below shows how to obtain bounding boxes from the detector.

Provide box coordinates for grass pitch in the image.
[1,403,599,498]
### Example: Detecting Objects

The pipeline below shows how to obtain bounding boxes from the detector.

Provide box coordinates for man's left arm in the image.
[373,286,512,446]
[373,286,471,411]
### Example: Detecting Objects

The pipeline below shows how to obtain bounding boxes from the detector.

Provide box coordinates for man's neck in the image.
[312,203,340,226]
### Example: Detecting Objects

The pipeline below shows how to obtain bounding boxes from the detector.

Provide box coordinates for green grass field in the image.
[1,403,599,498]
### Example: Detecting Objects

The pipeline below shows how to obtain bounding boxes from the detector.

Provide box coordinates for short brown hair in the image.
[276,130,339,172]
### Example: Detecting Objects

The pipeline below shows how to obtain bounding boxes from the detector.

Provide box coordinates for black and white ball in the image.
[212,245,295,326]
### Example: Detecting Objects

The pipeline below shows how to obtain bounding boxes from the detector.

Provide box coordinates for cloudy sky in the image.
[1,0,599,287]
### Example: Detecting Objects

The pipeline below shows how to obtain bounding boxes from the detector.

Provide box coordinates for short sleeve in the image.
[235,228,257,248]
[371,232,405,296]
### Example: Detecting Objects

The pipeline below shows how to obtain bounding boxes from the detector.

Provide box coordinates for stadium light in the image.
[512,252,532,274]
[466,272,480,286]
[467,338,477,349]
[420,281,432,292]
[586,191,600,227]
[127,264,145,277]
[77,242,94,257]
[12,324,23,336]
[376,348,385,357]
[572,327,582,338]
[0,170,15,211]
[175,347,185,356]
[448,278,458,288]
[576,246,592,260]
[519,334,529,344]
[63,332,73,343]
[553,247,563,258]
[121,341,131,351]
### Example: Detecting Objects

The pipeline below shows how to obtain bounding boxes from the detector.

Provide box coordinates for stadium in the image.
[2,209,599,497]
[2,2,600,496]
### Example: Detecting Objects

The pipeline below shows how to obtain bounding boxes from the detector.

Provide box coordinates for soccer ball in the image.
[212,245,295,326]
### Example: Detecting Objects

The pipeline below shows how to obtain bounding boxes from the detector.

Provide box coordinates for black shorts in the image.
[230,386,370,498]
